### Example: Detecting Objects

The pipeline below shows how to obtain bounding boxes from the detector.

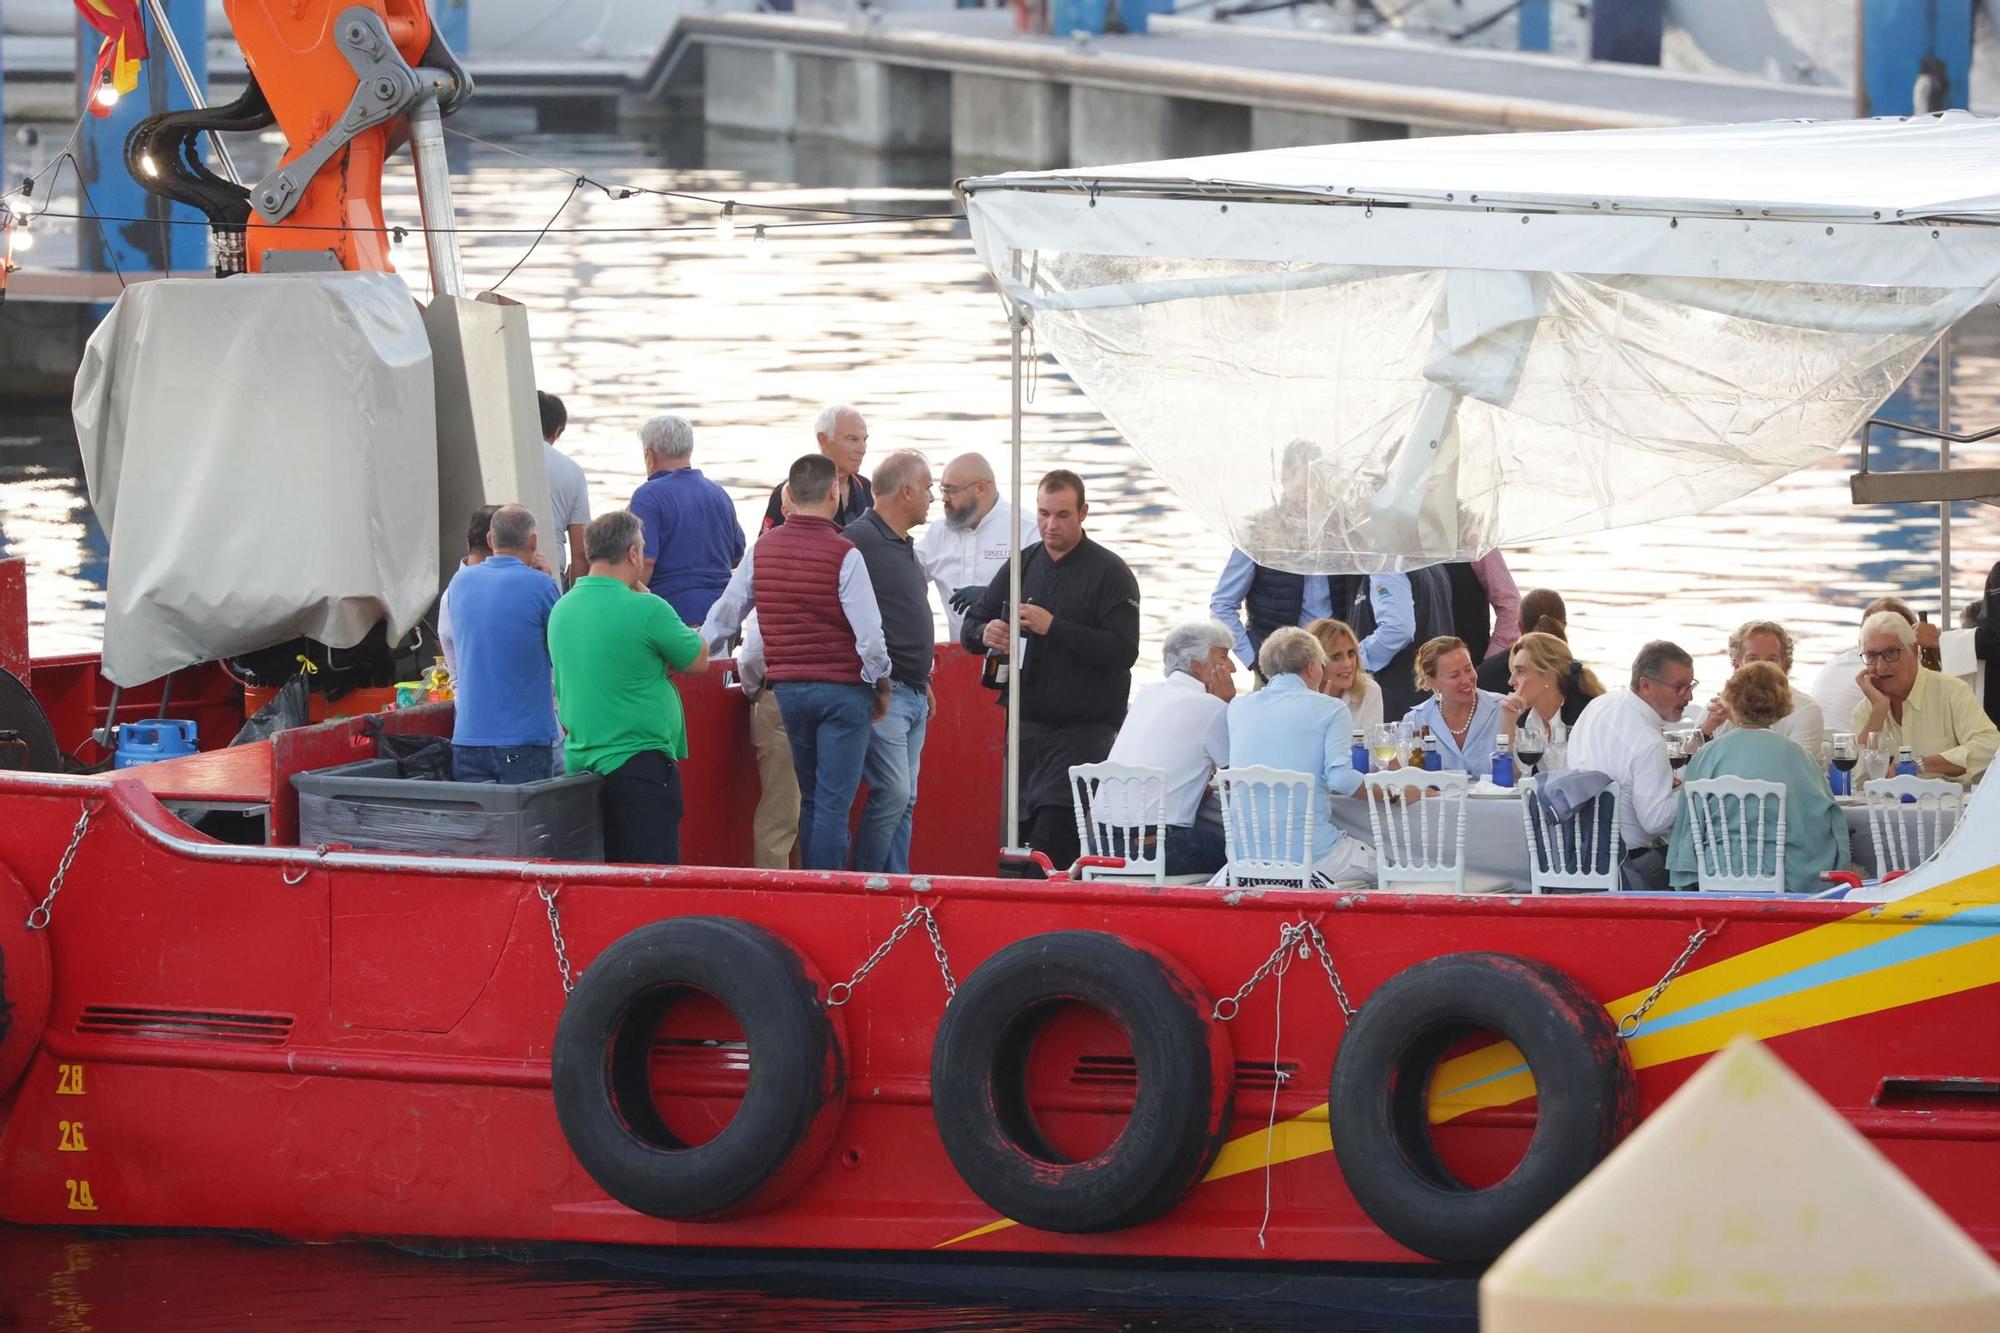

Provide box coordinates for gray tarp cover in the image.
[74,271,438,686]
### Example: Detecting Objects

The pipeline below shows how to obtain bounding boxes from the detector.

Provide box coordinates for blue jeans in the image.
[452,743,554,784]
[1162,823,1227,877]
[852,681,929,874]
[774,681,875,871]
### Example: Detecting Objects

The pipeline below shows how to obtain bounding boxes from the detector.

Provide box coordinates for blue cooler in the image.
[115,719,199,768]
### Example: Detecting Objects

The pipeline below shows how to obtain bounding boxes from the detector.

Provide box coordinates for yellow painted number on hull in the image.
[64,1179,97,1212]
[57,1120,87,1152]
[55,1064,85,1096]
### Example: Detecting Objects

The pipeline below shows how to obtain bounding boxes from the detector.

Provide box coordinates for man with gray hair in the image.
[1566,639,1696,887]
[1223,626,1375,884]
[629,413,745,626]
[446,503,560,784]
[1697,619,1824,760]
[1100,619,1238,876]
[1853,608,1997,786]
[763,405,873,532]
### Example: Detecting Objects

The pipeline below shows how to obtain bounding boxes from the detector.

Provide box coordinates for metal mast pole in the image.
[1005,286,1025,852]
[141,0,240,184]
[1940,329,1954,624]
[408,99,465,298]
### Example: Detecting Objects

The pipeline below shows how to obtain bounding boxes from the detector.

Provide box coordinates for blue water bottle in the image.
[1827,761,1849,798]
[1350,729,1369,776]
[1492,734,1515,789]
[1895,745,1919,778]
[1421,729,1442,772]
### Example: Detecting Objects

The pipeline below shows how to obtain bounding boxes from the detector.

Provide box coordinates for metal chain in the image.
[826,903,955,1008]
[26,802,96,930]
[536,882,575,995]
[1215,919,1357,1023]
[1619,926,1711,1038]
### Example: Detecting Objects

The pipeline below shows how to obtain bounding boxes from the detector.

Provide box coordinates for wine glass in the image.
[1664,731,1691,772]
[1861,734,1892,784]
[1831,732,1859,796]
[1515,710,1549,777]
[1369,723,1402,772]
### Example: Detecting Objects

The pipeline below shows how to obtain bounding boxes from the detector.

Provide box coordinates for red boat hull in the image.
[2,645,1999,1265]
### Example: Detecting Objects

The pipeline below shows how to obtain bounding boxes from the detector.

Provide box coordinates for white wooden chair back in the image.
[1862,775,1963,876]
[1682,776,1787,893]
[1519,775,1623,893]
[1214,765,1317,891]
[1363,770,1471,893]
[1068,762,1170,882]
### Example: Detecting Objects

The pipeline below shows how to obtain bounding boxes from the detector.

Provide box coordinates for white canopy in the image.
[960,114,2000,572]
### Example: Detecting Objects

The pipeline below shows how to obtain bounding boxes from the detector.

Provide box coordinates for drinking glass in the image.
[1368,723,1402,772]
[1664,731,1691,772]
[1514,711,1549,776]
[1861,736,1891,783]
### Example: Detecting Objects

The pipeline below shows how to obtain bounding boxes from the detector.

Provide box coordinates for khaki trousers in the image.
[749,688,801,869]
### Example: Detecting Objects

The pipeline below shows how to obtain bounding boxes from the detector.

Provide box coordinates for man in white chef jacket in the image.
[915,452,1038,640]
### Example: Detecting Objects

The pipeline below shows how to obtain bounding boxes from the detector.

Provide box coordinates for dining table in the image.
[1325,778,1947,888]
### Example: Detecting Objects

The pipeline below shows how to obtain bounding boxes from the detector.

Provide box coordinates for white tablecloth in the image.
[1326,793,1934,887]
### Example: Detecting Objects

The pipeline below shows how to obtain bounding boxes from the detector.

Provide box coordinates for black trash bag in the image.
[365,717,454,782]
[231,674,311,746]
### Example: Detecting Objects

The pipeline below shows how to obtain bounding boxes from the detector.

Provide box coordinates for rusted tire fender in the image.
[0,866,53,1098]
[551,916,846,1221]
[930,931,1234,1234]
[1329,951,1637,1264]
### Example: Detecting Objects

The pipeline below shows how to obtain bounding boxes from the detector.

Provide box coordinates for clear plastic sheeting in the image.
[962,116,2000,572]
[1008,252,1979,571]
[74,272,439,685]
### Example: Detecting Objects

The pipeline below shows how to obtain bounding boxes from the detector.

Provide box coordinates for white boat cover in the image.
[961,113,2000,571]
[74,272,439,687]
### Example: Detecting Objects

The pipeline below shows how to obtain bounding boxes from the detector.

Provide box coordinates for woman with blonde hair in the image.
[1666,662,1848,892]
[1499,630,1605,748]
[1406,635,1506,773]
[1306,618,1383,731]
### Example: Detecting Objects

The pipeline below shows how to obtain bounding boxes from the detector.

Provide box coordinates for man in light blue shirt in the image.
[448,504,560,784]
[1225,626,1376,883]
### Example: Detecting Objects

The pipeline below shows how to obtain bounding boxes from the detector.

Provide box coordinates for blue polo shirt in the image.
[630,466,746,627]
[447,555,560,747]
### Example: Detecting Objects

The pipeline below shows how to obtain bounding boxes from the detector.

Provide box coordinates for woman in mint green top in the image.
[1667,662,1848,892]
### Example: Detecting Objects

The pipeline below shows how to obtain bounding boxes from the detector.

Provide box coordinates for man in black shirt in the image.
[960,469,1140,871]
[845,450,937,874]
[763,404,875,532]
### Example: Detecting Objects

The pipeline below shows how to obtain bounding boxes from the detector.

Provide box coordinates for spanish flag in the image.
[75,0,149,116]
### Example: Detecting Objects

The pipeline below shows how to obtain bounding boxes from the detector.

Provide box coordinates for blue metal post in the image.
[432,0,470,56]
[1517,0,1550,53]
[1861,0,1974,115]
[74,0,209,276]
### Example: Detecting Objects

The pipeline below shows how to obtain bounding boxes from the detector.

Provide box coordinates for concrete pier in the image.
[661,10,1850,170]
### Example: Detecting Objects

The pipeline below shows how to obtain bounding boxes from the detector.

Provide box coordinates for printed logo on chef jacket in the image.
[979,543,1010,563]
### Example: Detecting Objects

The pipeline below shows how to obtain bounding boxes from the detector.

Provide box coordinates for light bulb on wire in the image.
[714,200,736,246]
[93,81,120,110]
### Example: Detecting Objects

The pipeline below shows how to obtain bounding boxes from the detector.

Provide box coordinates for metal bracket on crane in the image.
[248,6,466,227]
[1850,417,2000,506]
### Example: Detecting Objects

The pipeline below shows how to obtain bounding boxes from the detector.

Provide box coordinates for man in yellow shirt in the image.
[1852,610,1999,786]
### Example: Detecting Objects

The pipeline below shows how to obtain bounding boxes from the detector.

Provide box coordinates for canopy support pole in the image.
[1940,329,1954,625]
[1005,280,1025,854]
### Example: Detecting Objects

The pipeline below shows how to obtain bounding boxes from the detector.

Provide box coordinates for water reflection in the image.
[5,123,2000,693]
[0,1226,1474,1331]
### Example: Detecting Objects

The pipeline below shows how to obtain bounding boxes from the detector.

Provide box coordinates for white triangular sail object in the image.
[1481,1036,2000,1331]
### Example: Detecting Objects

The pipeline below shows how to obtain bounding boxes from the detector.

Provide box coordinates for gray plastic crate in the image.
[293,758,603,861]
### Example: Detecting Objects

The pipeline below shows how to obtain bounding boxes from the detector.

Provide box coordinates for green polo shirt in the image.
[549,576,704,773]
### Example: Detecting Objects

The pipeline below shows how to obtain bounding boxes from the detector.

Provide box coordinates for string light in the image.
[752,224,767,245]
[714,200,736,245]
[93,82,120,110]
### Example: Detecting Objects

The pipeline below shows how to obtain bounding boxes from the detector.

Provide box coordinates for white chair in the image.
[1067,762,1212,885]
[1519,774,1623,893]
[1861,775,1963,876]
[1681,777,1787,893]
[1214,765,1318,891]
[1363,770,1506,894]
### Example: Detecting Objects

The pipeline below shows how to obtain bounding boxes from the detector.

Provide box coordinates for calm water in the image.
[1,119,1996,1323]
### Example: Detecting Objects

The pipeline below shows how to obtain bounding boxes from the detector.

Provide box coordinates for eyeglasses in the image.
[1644,674,1698,694]
[1861,646,1905,666]
[938,481,983,498]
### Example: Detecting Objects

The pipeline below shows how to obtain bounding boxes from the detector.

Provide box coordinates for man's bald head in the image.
[941,452,999,530]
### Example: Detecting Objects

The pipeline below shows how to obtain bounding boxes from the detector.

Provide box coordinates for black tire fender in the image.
[1329,951,1637,1264]
[551,915,845,1221]
[930,930,1234,1234]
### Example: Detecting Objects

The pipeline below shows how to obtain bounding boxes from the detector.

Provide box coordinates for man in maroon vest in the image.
[703,454,892,870]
